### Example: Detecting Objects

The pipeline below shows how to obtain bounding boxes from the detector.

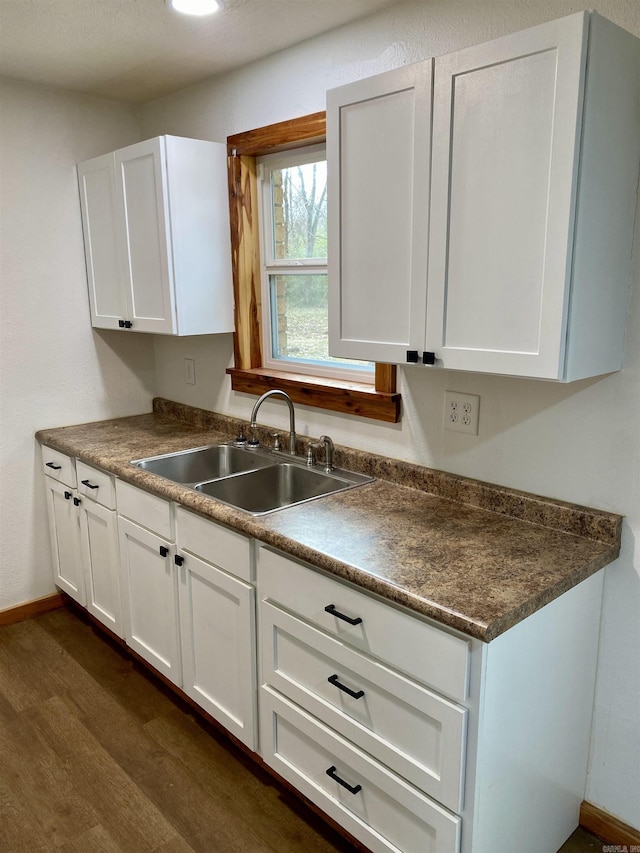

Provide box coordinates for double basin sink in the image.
[131,443,373,516]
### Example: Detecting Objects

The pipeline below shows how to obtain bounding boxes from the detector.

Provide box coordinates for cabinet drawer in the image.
[76,461,116,509]
[116,480,174,540]
[260,687,460,853]
[41,446,76,488]
[258,547,470,701]
[262,601,466,812]
[176,507,252,582]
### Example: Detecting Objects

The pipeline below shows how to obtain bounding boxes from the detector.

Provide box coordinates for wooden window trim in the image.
[227,112,401,423]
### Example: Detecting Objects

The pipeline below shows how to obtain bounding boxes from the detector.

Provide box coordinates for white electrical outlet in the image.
[444,391,480,435]
[184,358,196,385]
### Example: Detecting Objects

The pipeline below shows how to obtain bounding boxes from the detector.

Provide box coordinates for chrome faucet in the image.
[250,390,297,455]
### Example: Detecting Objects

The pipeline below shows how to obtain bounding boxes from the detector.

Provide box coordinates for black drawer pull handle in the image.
[328,674,365,700]
[174,554,184,567]
[159,546,169,558]
[45,462,62,470]
[81,479,99,490]
[64,491,72,500]
[326,766,361,795]
[73,497,81,506]
[324,604,362,626]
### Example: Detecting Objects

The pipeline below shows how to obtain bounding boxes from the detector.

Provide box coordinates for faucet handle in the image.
[233,423,248,445]
[272,433,282,452]
[318,435,335,472]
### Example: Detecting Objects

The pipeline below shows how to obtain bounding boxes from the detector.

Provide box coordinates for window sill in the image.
[227,368,401,423]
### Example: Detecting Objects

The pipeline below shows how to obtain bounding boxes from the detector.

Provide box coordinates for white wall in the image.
[140,0,640,828]
[0,77,153,609]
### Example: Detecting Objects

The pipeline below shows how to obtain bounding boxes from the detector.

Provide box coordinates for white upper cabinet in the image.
[78,135,234,336]
[327,62,433,364]
[328,12,640,381]
[428,12,640,381]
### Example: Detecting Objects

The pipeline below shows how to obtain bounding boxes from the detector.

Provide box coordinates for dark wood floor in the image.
[0,607,605,853]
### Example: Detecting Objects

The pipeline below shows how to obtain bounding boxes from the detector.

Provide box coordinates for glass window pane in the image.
[270,161,327,261]
[270,273,372,370]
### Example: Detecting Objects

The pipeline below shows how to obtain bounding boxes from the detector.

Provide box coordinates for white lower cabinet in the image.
[44,475,85,606]
[176,506,257,750]
[42,447,604,851]
[117,481,181,685]
[115,485,257,747]
[42,448,121,635]
[77,461,121,637]
[258,545,469,852]
[257,545,605,853]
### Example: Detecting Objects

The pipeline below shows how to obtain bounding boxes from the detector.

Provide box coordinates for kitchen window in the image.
[257,145,373,383]
[226,112,401,423]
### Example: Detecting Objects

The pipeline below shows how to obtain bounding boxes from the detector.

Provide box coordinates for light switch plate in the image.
[184,358,196,385]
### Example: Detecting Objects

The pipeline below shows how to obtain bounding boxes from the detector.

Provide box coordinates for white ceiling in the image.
[0,0,405,103]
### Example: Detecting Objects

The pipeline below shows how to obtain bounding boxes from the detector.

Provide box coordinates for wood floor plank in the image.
[0,619,64,713]
[24,694,185,852]
[0,701,100,847]
[0,776,57,853]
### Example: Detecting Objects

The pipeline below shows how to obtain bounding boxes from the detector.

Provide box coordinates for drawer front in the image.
[262,601,466,812]
[258,546,470,701]
[76,461,116,509]
[41,446,76,488]
[116,480,174,540]
[176,506,252,582]
[260,687,460,853]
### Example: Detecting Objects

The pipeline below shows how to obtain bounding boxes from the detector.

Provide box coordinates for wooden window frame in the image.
[226,112,401,423]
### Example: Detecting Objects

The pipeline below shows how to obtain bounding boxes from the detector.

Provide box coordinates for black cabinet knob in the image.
[422,351,436,365]
[406,350,419,363]
[174,555,184,567]
[159,546,169,558]
[64,491,72,500]
[73,497,81,506]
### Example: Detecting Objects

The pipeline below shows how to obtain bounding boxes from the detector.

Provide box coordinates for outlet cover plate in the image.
[444,391,480,435]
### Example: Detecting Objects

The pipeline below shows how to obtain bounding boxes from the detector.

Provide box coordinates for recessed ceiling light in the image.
[168,0,223,16]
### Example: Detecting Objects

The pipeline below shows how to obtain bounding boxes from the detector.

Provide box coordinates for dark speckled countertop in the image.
[36,398,622,642]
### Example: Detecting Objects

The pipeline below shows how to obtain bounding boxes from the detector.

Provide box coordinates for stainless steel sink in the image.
[131,444,276,487]
[132,441,373,514]
[195,462,371,515]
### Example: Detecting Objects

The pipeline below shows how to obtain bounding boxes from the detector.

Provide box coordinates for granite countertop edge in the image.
[35,401,623,643]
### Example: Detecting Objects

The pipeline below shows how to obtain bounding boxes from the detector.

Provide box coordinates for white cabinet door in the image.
[77,153,129,330]
[327,62,432,364]
[80,499,122,637]
[44,478,85,605]
[118,516,181,685]
[429,11,640,382]
[116,137,176,334]
[78,135,234,337]
[178,551,257,749]
[427,12,592,379]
